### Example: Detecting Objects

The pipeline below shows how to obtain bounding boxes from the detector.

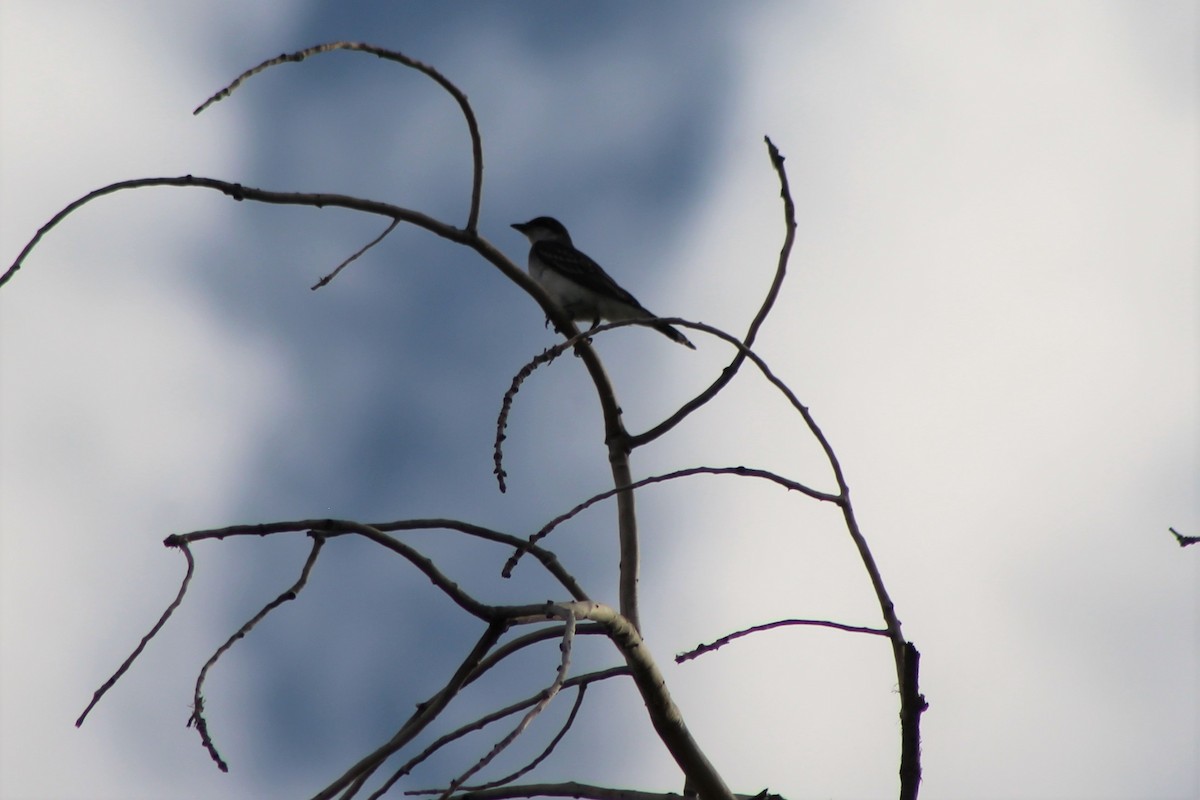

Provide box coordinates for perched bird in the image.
[510,216,695,349]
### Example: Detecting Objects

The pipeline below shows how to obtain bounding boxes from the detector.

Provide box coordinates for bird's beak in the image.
[510,222,525,232]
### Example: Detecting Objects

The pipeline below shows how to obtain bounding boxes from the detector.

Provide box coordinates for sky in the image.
[1,2,1197,799]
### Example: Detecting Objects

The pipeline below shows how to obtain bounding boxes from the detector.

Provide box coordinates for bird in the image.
[510,216,695,349]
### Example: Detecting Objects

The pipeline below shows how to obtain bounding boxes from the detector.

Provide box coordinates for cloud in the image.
[2,2,1195,798]
[654,2,1198,796]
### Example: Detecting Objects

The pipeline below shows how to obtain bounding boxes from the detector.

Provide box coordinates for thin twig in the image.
[467,624,607,686]
[372,519,589,601]
[313,219,401,289]
[425,607,577,800]
[676,618,889,663]
[313,623,507,800]
[454,685,589,793]
[187,532,326,771]
[76,542,196,727]
[494,341,576,492]
[368,669,628,800]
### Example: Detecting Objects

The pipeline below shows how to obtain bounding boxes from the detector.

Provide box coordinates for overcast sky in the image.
[2,3,1197,799]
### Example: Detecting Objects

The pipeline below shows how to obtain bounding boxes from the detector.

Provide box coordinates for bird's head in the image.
[511,216,572,245]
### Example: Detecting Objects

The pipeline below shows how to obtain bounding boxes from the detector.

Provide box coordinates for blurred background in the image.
[1,2,1196,798]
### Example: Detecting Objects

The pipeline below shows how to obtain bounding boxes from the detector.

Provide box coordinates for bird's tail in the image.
[654,321,696,349]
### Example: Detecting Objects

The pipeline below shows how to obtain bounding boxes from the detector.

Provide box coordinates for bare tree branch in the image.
[445,784,687,800]
[899,641,929,797]
[319,605,642,800]
[1,175,448,289]
[191,44,646,634]
[370,670,628,800]
[676,618,889,664]
[3,177,634,628]
[628,137,796,450]
[498,316,833,472]
[503,466,837,578]
[492,137,798,647]
[168,519,496,621]
[531,315,927,796]
[433,786,783,800]
[552,602,734,800]
[7,36,927,793]
[371,519,589,600]
[194,42,485,234]
[429,606,578,800]
[165,517,588,600]
[494,341,576,493]
[120,516,738,797]
[314,623,508,800]
[313,218,401,289]
[468,624,610,686]
[451,684,589,794]
[75,540,196,727]
[187,532,326,771]
[1,168,636,618]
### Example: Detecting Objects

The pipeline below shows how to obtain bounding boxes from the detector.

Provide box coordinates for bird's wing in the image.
[532,240,647,311]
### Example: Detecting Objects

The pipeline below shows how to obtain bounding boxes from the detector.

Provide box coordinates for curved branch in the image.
[166,517,588,600]
[502,465,837,578]
[628,137,796,449]
[457,683,589,793]
[369,670,628,800]
[168,519,496,621]
[468,623,609,686]
[194,42,485,233]
[314,622,507,800]
[675,618,889,664]
[372,519,590,600]
[0,176,452,289]
[76,541,196,727]
[187,532,326,771]
[494,340,576,492]
[433,606,578,800]
[2,166,633,619]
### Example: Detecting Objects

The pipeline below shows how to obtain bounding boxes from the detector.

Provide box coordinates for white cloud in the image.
[2,3,1195,798]
[653,2,1198,797]
[1,3,300,798]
